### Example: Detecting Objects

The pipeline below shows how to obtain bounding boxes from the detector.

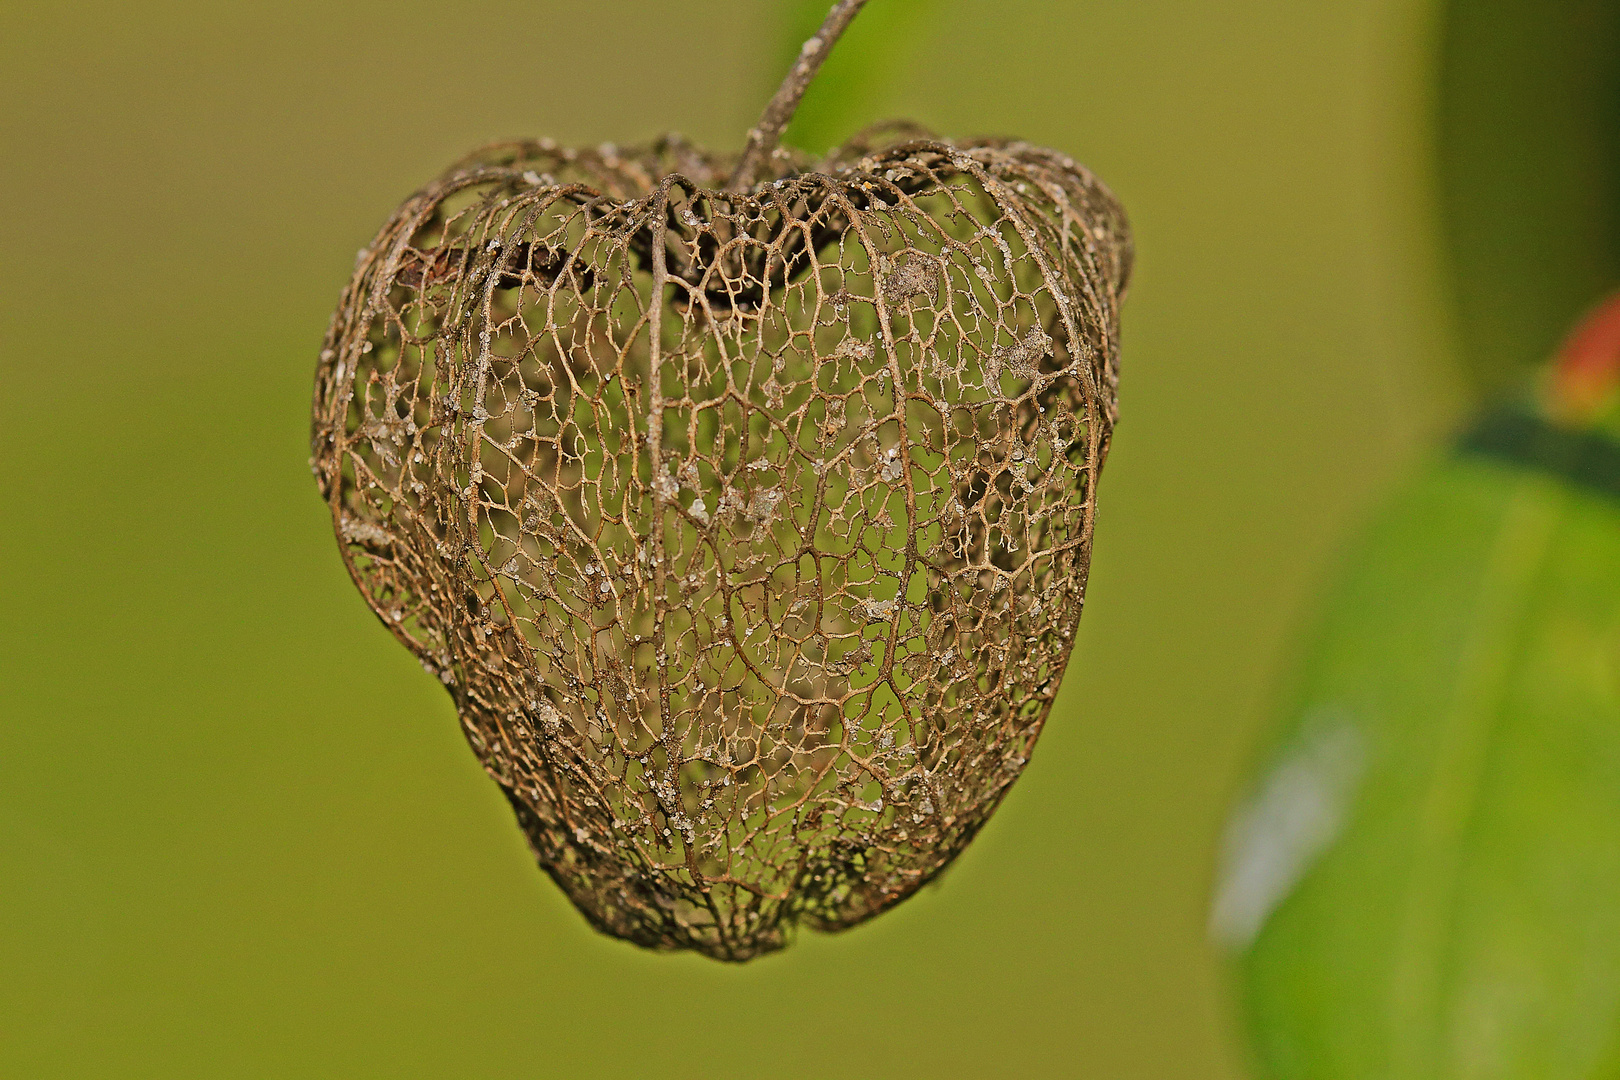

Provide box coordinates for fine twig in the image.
[727,0,870,191]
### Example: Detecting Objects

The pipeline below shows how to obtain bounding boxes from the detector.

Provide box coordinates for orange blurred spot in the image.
[1552,288,1620,423]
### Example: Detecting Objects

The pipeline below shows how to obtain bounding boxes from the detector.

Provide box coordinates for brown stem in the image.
[727,0,870,191]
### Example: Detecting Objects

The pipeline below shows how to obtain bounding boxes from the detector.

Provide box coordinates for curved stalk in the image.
[728,0,870,191]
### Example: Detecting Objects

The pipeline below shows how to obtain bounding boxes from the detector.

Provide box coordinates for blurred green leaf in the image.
[1440,0,1620,398]
[1226,3,1620,1071]
[1217,455,1620,1078]
[770,0,944,154]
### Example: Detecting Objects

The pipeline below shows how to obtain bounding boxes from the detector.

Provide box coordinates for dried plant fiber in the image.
[312,125,1129,959]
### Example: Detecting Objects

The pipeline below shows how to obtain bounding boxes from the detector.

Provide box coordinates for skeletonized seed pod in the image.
[311,123,1129,959]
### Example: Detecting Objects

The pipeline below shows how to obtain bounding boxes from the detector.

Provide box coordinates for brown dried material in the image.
[311,124,1130,960]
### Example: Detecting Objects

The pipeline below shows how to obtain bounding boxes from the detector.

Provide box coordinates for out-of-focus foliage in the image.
[1225,0,1620,1074]
[1220,455,1620,1078]
[1439,0,1620,397]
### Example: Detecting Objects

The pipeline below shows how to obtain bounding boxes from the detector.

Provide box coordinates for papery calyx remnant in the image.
[311,4,1128,962]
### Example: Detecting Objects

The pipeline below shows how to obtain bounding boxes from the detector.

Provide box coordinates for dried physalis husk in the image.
[311,124,1129,960]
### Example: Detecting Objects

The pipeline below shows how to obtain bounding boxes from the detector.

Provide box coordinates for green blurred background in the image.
[0,1,1463,1075]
